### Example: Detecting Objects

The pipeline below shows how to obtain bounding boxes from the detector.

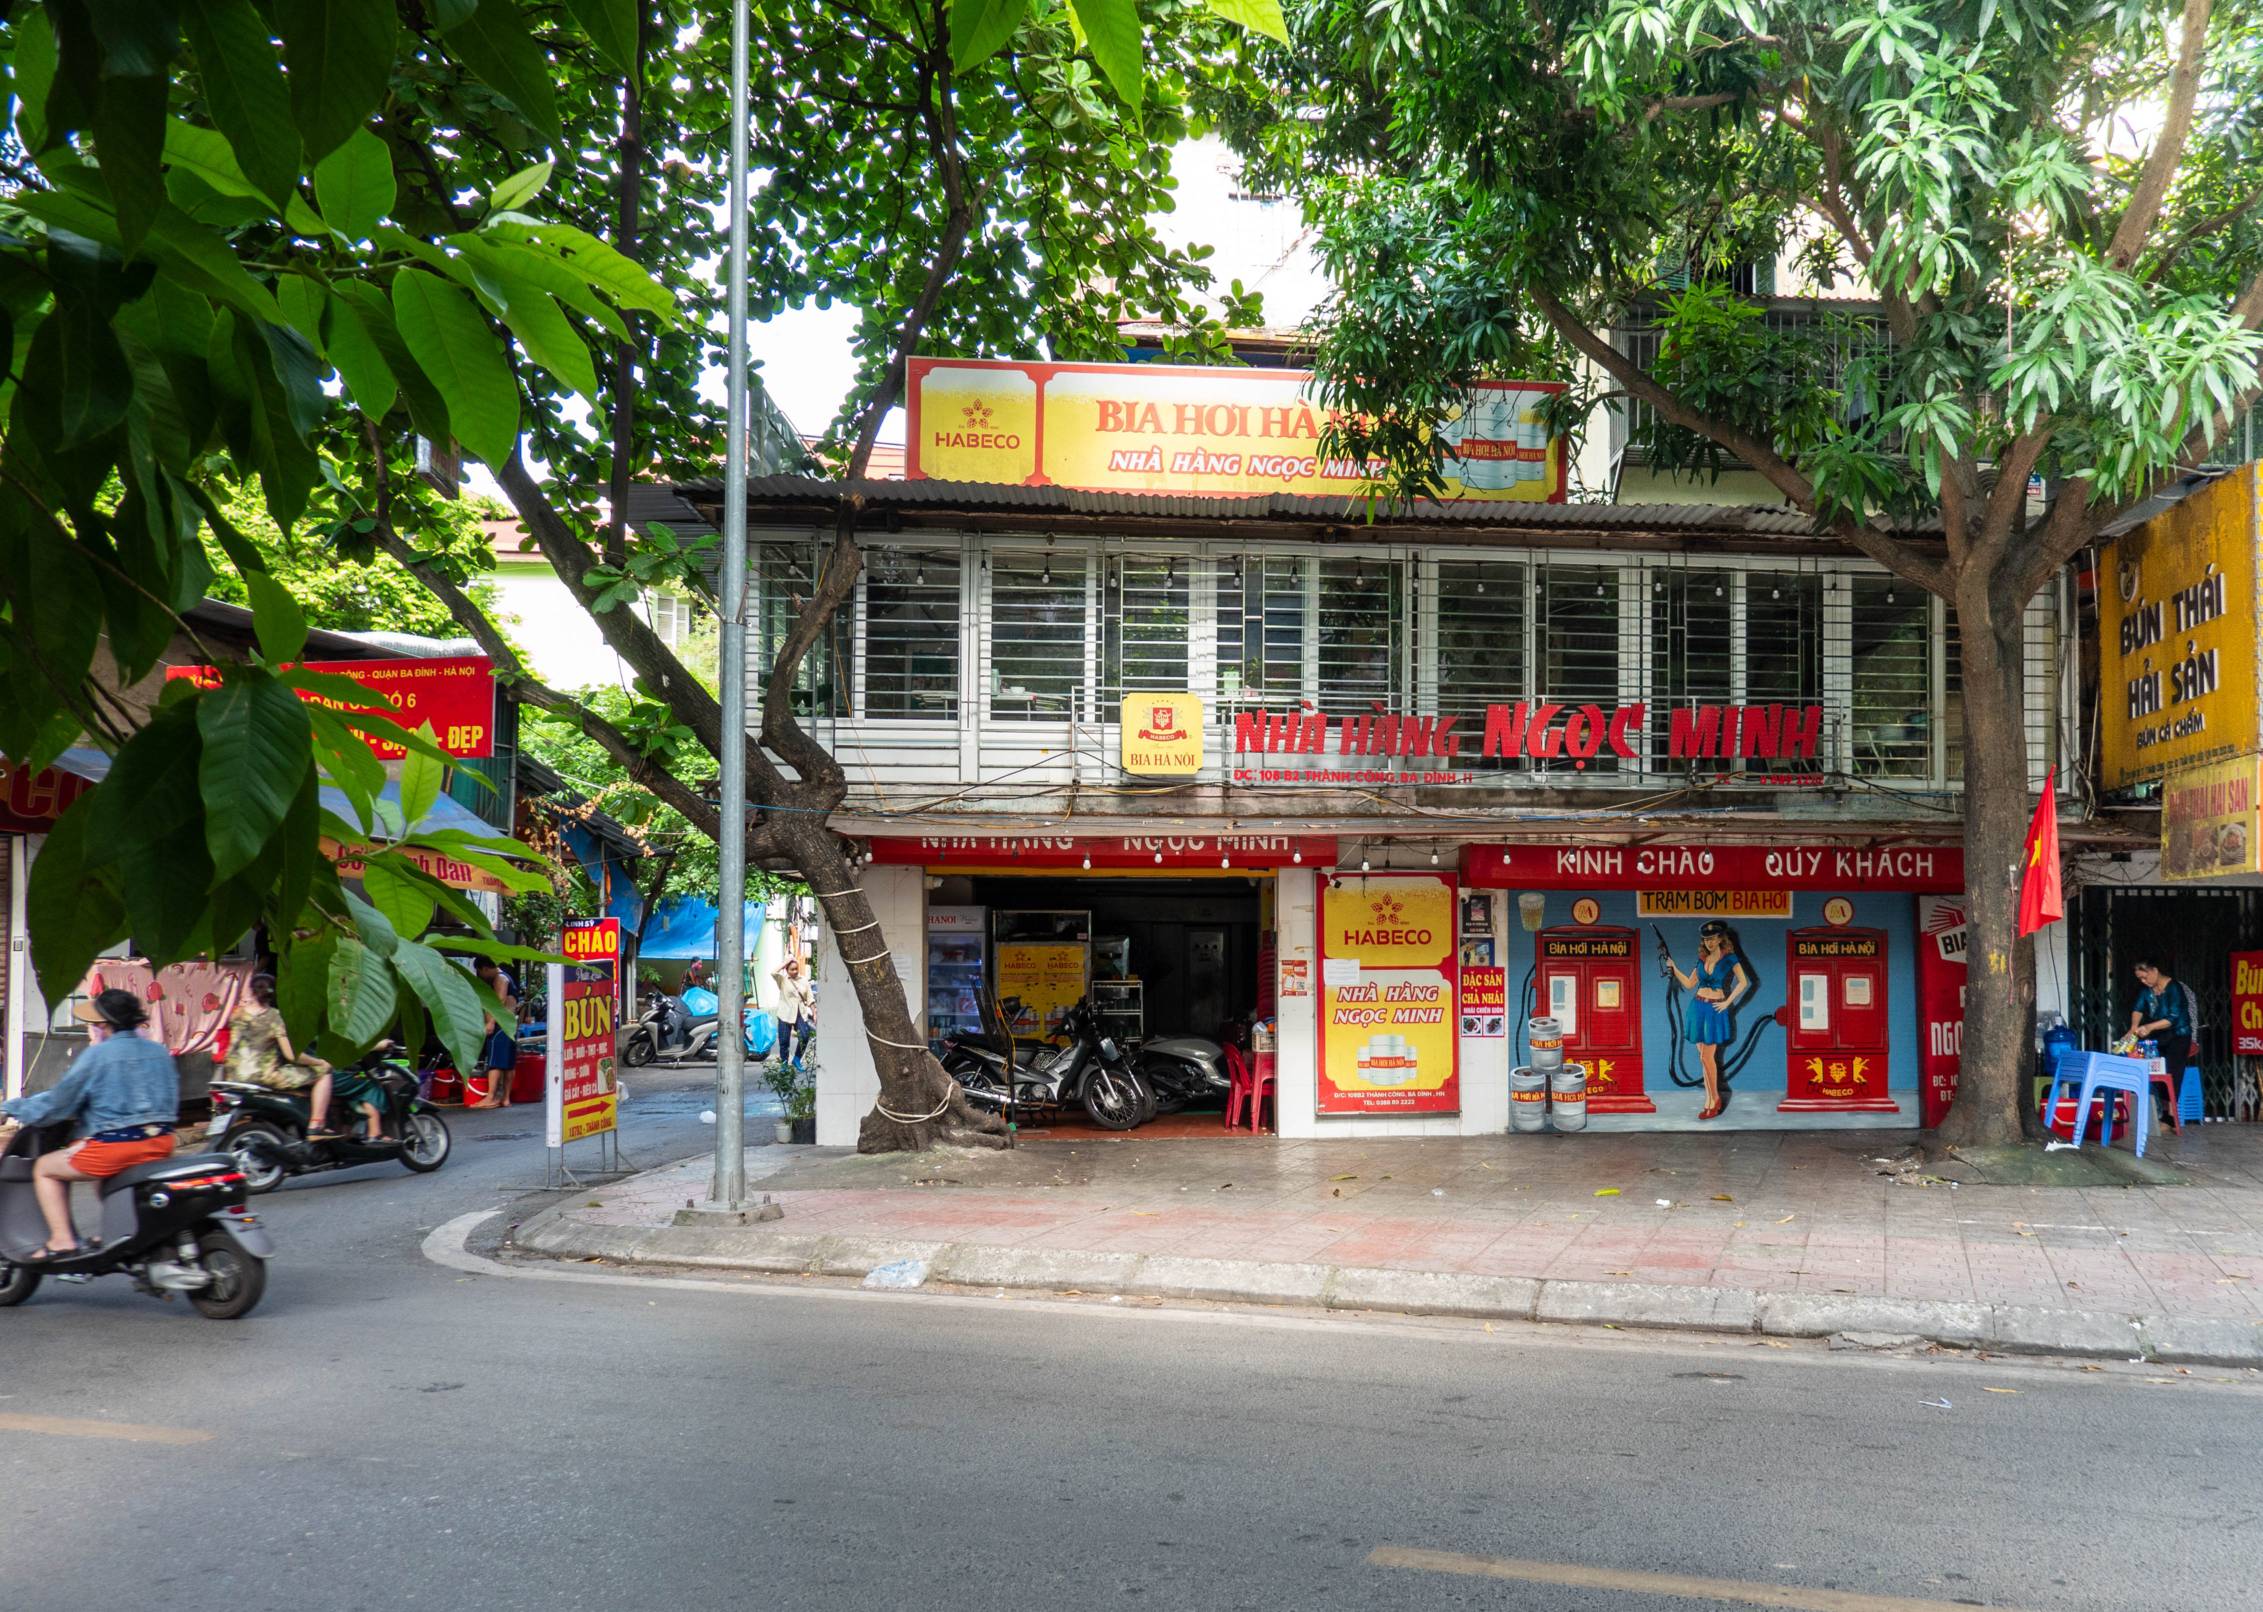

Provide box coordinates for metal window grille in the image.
[1847,574,1931,777]
[754,537,845,719]
[988,548,1089,721]
[1102,553,1194,709]
[1430,558,1529,775]
[1535,562,1623,774]
[860,546,961,719]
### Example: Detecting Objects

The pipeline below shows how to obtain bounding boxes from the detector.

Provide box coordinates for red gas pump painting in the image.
[1777,926,1899,1113]
[1536,925,1652,1113]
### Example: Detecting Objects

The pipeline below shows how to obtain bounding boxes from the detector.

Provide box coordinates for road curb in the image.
[509,1205,2263,1367]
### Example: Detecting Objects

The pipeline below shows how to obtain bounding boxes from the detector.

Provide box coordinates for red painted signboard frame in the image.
[1460,842,1964,892]
[870,834,1337,869]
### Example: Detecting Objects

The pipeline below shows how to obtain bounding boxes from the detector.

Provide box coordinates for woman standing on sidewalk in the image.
[1665,922,1750,1122]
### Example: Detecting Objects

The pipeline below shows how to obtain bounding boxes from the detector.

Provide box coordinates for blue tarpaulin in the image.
[637,896,770,961]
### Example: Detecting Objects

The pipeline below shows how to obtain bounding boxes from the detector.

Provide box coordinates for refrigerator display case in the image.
[925,906,987,1052]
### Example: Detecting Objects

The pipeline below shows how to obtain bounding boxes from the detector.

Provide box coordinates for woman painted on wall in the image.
[1664,921,1751,1121]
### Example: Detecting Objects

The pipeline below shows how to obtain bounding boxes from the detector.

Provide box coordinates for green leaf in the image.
[244,569,309,662]
[277,931,336,1045]
[180,0,302,209]
[345,891,401,958]
[495,285,598,400]
[391,269,519,465]
[1203,0,1288,44]
[485,220,676,317]
[564,0,639,76]
[309,703,386,831]
[197,669,315,879]
[392,939,488,1075]
[1067,0,1142,110]
[312,128,396,241]
[400,729,446,828]
[93,699,214,959]
[276,759,321,929]
[141,203,283,325]
[440,2,565,149]
[11,6,59,153]
[334,279,444,438]
[274,0,398,163]
[359,855,438,938]
[486,160,552,217]
[162,119,272,209]
[26,795,127,1009]
[326,936,398,1047]
[23,525,103,694]
[312,282,398,418]
[950,0,1030,71]
[450,234,631,341]
[92,71,168,252]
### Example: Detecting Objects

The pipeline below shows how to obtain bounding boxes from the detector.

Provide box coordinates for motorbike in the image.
[1133,1029,1234,1113]
[950,997,1153,1131]
[620,991,720,1068]
[0,1121,272,1319]
[208,1043,451,1195]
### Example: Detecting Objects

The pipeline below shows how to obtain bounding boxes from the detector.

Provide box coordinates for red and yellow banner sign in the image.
[1120,693,1205,775]
[324,838,507,894]
[2161,753,2261,880]
[168,655,496,758]
[561,916,622,966]
[1319,874,1459,1115]
[553,971,618,1144]
[907,357,1567,503]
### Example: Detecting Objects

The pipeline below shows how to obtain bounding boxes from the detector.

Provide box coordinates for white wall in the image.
[813,865,927,1147]
[1273,867,1321,1134]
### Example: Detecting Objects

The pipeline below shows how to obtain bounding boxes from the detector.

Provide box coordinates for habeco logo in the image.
[933,398,1021,452]
[1344,893,1435,949]
[1136,702,1188,743]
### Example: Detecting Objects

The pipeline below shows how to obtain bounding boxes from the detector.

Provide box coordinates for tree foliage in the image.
[1,0,1283,1146]
[1250,0,2263,1144]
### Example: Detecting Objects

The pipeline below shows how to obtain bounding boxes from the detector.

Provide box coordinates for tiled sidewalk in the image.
[558,1124,2263,1324]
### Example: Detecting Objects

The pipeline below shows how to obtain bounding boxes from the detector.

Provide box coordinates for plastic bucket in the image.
[1527,1016,1565,1072]
[1510,1066,1549,1133]
[1549,1062,1588,1132]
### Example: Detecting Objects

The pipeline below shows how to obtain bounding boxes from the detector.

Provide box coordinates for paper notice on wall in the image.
[1321,957,1361,988]
[1280,958,1311,998]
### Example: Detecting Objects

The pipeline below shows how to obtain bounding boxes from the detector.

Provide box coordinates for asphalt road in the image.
[4,1071,2259,1612]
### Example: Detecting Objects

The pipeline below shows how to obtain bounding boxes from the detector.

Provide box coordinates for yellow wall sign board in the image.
[2099,464,2263,791]
[1120,693,1205,775]
[1635,890,1793,919]
[996,942,1087,1040]
[1317,874,1460,1115]
[2162,754,2262,881]
[907,357,1568,503]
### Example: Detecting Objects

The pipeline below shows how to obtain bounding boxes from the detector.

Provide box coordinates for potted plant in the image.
[788,1057,818,1145]
[762,1056,814,1144]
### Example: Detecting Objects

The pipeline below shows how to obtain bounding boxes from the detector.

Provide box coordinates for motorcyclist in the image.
[0,988,181,1261]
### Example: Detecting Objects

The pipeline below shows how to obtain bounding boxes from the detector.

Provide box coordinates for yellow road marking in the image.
[1369,1545,2040,1612]
[0,1412,214,1446]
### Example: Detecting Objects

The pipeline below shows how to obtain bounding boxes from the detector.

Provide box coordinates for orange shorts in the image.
[65,1132,178,1177]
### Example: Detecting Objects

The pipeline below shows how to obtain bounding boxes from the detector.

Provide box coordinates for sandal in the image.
[22,1243,84,1264]
[1698,1100,1723,1121]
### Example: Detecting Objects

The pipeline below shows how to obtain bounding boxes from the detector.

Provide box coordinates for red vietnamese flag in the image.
[2017,767,2063,936]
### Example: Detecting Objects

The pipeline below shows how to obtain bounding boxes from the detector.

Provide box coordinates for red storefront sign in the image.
[0,761,93,834]
[870,834,1337,869]
[167,655,496,758]
[2232,951,2263,1057]
[562,917,621,967]
[1233,702,1826,768]
[1462,842,1964,892]
[1917,897,1969,1127]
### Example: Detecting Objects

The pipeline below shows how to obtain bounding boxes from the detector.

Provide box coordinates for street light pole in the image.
[711,0,752,1211]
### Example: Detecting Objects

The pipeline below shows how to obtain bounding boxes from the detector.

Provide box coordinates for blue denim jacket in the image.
[2,1033,180,1139]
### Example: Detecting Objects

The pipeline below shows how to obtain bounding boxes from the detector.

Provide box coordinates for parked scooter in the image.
[1133,1030,1234,1113]
[208,1043,451,1195]
[620,990,720,1068]
[0,1122,272,1318]
[951,997,1152,1130]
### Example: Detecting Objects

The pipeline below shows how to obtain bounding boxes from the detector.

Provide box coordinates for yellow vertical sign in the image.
[1120,694,1205,775]
[2099,465,2263,790]
[1317,874,1459,1116]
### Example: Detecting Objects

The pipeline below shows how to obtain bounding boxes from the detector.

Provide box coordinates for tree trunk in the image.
[770,816,1006,1153]
[1935,573,2041,1149]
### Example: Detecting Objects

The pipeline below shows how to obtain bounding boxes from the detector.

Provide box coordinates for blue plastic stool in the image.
[2045,1051,2154,1157]
[2179,1065,2204,1125]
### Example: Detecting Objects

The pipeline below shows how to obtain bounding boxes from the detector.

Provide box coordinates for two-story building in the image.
[683,357,2073,1145]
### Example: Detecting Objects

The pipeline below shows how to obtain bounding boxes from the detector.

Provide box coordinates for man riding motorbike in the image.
[0,988,181,1263]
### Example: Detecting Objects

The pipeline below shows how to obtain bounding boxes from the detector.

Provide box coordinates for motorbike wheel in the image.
[0,1259,39,1308]
[189,1231,266,1320]
[1134,1072,1160,1126]
[1081,1067,1144,1131]
[621,1031,654,1069]
[224,1124,291,1195]
[399,1110,451,1173]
